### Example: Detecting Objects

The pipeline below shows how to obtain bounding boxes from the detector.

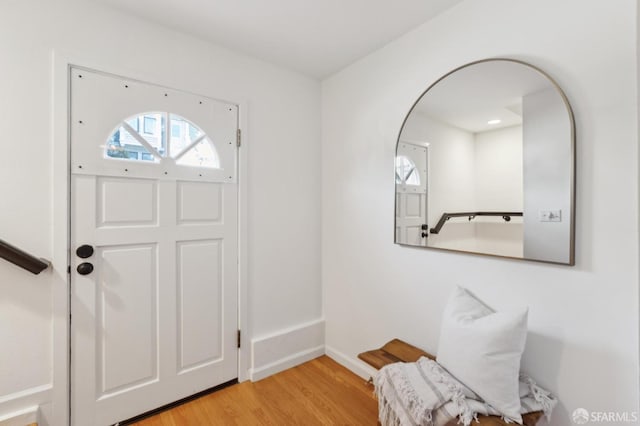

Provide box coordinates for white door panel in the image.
[177,240,223,371]
[98,178,158,226]
[404,193,423,218]
[177,181,223,223]
[98,244,158,395]
[71,67,238,426]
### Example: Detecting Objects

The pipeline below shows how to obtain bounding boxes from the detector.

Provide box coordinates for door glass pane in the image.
[395,155,420,185]
[106,126,156,162]
[169,114,203,158]
[176,138,220,169]
[138,113,166,157]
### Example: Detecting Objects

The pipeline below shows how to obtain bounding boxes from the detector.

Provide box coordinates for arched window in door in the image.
[395,155,421,186]
[106,112,220,168]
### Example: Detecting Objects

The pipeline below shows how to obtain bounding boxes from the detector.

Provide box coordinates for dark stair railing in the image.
[0,239,50,274]
[429,212,523,235]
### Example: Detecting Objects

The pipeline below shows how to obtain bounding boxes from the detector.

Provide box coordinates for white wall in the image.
[522,88,573,264]
[475,126,523,212]
[0,0,321,423]
[474,126,523,257]
[322,1,639,425]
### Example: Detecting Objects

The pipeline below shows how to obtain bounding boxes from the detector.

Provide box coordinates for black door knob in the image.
[76,245,94,258]
[77,262,94,275]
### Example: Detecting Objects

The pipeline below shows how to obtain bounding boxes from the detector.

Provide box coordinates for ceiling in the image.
[413,60,555,133]
[89,0,464,78]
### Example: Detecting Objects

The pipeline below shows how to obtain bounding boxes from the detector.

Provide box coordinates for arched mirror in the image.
[394,59,575,265]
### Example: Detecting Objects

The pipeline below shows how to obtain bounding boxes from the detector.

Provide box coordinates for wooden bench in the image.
[358,339,543,426]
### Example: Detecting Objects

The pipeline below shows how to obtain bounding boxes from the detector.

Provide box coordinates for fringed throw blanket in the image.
[373,357,557,426]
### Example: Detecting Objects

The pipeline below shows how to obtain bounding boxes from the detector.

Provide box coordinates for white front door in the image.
[70,68,239,426]
[395,142,428,246]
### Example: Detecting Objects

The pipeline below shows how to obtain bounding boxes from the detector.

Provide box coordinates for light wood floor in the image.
[133,356,378,425]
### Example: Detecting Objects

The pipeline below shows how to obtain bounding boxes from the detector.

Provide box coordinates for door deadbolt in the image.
[77,262,94,275]
[76,245,94,258]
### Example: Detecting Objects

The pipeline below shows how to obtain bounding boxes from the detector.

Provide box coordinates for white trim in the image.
[0,384,51,425]
[325,346,378,381]
[0,384,52,406]
[250,346,326,382]
[0,405,39,426]
[237,101,250,382]
[51,49,72,426]
[51,49,251,424]
[251,317,324,342]
[249,319,325,381]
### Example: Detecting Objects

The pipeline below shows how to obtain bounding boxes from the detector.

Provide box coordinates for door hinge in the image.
[237,330,241,348]
[236,129,241,147]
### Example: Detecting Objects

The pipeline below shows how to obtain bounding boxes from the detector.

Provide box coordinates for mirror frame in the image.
[394,58,576,265]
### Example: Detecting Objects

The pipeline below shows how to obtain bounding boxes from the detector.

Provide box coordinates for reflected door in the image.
[395,142,428,246]
[70,68,238,425]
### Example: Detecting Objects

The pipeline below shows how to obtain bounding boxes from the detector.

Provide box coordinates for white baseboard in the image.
[325,345,377,381]
[0,405,38,426]
[250,318,325,381]
[250,345,325,381]
[0,384,51,426]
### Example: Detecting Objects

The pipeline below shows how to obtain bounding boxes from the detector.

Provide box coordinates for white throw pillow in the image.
[436,286,528,424]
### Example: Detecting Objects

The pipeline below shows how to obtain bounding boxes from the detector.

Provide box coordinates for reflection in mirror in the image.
[394,59,574,265]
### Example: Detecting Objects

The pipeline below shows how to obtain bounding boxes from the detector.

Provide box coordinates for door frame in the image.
[52,51,250,426]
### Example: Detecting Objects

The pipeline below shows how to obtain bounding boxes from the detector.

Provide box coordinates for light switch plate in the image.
[539,210,562,222]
